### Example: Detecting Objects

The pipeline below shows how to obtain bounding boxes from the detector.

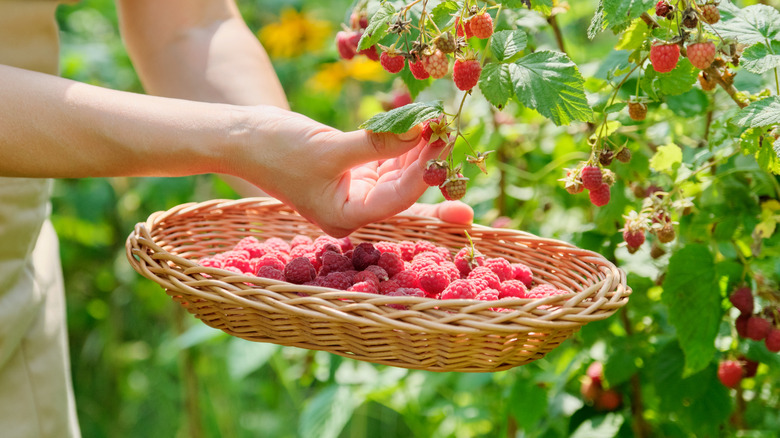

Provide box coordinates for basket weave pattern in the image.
[126,198,630,372]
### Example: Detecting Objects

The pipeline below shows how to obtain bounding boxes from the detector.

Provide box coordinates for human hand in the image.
[226,106,452,237]
[403,201,474,225]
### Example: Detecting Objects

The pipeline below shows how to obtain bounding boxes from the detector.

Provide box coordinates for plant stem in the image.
[547,13,567,55]
[702,65,749,108]
[620,310,651,438]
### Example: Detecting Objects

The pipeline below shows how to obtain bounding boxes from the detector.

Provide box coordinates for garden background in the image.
[54,0,780,437]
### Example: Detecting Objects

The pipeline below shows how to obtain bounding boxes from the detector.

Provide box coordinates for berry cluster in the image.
[198,234,570,308]
[559,164,616,207]
[617,190,690,254]
[580,361,623,411]
[717,286,780,388]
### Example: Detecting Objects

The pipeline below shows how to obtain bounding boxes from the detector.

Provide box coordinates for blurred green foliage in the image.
[54,1,780,437]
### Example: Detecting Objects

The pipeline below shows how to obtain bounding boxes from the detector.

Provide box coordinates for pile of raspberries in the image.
[198,234,568,304]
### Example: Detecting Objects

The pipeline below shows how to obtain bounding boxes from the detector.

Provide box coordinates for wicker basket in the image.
[126,198,630,372]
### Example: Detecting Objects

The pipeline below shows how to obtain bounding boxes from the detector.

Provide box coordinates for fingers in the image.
[333,125,423,168]
[403,201,474,225]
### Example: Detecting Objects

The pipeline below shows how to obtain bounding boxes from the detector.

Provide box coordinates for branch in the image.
[704,65,749,108]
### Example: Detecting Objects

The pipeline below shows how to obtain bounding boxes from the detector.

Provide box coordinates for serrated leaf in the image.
[510,51,593,125]
[490,30,528,62]
[742,41,780,74]
[662,244,721,376]
[358,3,395,51]
[649,143,682,172]
[712,4,780,46]
[588,1,606,40]
[589,0,655,37]
[359,101,443,133]
[431,1,459,30]
[775,136,780,158]
[479,63,514,108]
[734,96,780,128]
[615,19,649,51]
[642,58,698,97]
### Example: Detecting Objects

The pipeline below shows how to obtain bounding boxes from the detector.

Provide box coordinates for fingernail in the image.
[397,125,421,142]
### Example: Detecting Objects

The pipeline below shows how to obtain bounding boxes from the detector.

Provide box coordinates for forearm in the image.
[0,64,235,179]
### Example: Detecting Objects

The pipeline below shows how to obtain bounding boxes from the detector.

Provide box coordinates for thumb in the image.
[335,125,423,167]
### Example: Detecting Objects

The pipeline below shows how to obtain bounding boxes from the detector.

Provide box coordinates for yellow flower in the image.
[307,58,388,94]
[258,8,331,58]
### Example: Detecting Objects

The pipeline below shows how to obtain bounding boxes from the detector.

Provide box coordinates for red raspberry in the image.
[735,313,750,338]
[469,12,493,39]
[284,256,317,284]
[290,235,313,249]
[338,236,353,252]
[624,230,646,251]
[455,17,474,38]
[717,360,743,388]
[256,265,285,281]
[199,256,223,269]
[359,45,380,61]
[440,279,478,300]
[254,254,286,273]
[364,265,389,282]
[233,236,264,258]
[353,270,380,287]
[216,250,251,273]
[336,31,361,60]
[379,280,400,295]
[453,58,482,91]
[374,241,400,256]
[440,261,460,281]
[499,280,528,299]
[729,287,754,314]
[589,183,611,207]
[413,240,439,256]
[687,41,716,70]
[628,102,647,121]
[475,289,500,301]
[408,58,430,80]
[349,280,379,294]
[699,4,720,24]
[766,329,780,352]
[423,159,449,186]
[422,49,449,79]
[747,316,771,341]
[349,11,368,30]
[378,252,405,278]
[440,175,468,201]
[511,263,533,288]
[454,246,486,278]
[352,242,381,271]
[386,288,426,310]
[655,1,673,18]
[484,258,513,282]
[740,356,759,378]
[380,51,405,73]
[419,266,451,297]
[467,266,501,290]
[595,390,622,411]
[581,166,603,190]
[392,270,420,289]
[587,361,604,384]
[421,117,450,148]
[319,251,352,276]
[650,43,680,73]
[319,271,352,290]
[263,237,290,254]
[526,284,568,299]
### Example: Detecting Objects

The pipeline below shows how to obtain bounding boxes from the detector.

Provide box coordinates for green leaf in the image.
[509,377,547,429]
[357,3,395,51]
[478,63,514,108]
[430,1,459,30]
[642,58,698,97]
[589,0,655,37]
[662,244,721,376]
[741,41,780,74]
[666,88,709,118]
[299,386,362,438]
[733,96,780,128]
[489,29,528,62]
[588,1,606,40]
[712,4,780,46]
[570,413,624,438]
[227,339,277,380]
[510,51,593,125]
[359,101,443,133]
[649,143,682,172]
[399,66,431,99]
[615,18,649,51]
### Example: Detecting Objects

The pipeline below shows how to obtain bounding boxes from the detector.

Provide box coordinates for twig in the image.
[547,13,567,55]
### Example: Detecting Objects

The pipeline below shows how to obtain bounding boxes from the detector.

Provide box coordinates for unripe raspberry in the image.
[469,12,493,39]
[650,43,680,73]
[440,175,468,201]
[434,32,457,54]
[687,41,717,70]
[656,223,676,243]
[699,4,720,24]
[422,49,449,79]
[628,102,647,121]
[616,147,632,163]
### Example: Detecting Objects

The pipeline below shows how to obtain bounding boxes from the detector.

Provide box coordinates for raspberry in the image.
[352,242,381,271]
[469,12,493,39]
[729,287,754,314]
[687,41,716,70]
[595,390,622,411]
[233,236,264,258]
[511,263,533,288]
[467,266,501,290]
[423,159,449,186]
[454,246,486,278]
[434,32,457,54]
[735,313,750,338]
[264,237,291,254]
[422,49,449,79]
[284,256,317,284]
[440,261,460,281]
[453,58,482,91]
[419,266,451,297]
[717,360,743,388]
[699,71,717,91]
[336,31,361,60]
[359,45,380,61]
[256,265,285,281]
[650,43,680,73]
[455,17,474,38]
[589,183,611,207]
[587,361,604,384]
[440,279,478,300]
[364,265,389,282]
[379,280,400,295]
[599,149,614,166]
[408,58,430,80]
[655,0,673,18]
[414,240,439,257]
[374,241,401,256]
[319,271,352,290]
[386,288,426,309]
[421,117,451,148]
[747,316,771,341]
[628,102,647,121]
[766,329,780,353]
[216,250,251,273]
[378,252,405,278]
[254,254,286,273]
[484,258,513,282]
[379,51,405,74]
[440,175,468,201]
[319,251,353,276]
[290,235,313,248]
[353,270,380,287]
[699,3,720,24]
[740,356,759,377]
[624,230,646,250]
[349,280,379,294]
[382,89,413,111]
[199,256,222,269]
[392,270,420,289]
[338,236,354,252]
[682,7,698,28]
[526,284,567,299]
[581,166,603,190]
[616,147,632,163]
[499,280,528,299]
[475,289,500,301]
